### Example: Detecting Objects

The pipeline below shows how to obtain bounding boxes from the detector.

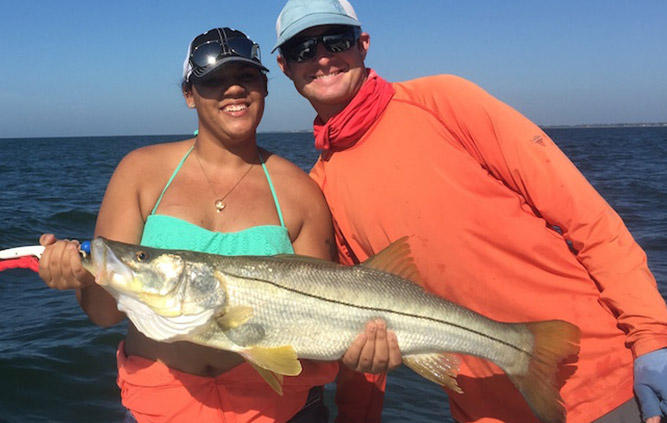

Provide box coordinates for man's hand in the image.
[634,348,667,423]
[342,319,402,373]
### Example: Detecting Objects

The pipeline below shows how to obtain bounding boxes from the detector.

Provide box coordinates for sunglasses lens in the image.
[227,37,260,61]
[286,39,317,63]
[323,30,358,53]
[191,42,222,68]
[191,38,262,70]
[284,28,359,63]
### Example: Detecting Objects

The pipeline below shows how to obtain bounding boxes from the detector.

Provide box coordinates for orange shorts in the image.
[116,342,339,423]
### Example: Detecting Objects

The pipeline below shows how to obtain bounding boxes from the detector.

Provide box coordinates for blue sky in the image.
[1,1,666,138]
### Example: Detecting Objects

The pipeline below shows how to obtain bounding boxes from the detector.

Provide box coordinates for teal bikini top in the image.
[140,146,294,256]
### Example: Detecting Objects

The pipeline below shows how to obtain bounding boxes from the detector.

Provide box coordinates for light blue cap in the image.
[272,0,361,52]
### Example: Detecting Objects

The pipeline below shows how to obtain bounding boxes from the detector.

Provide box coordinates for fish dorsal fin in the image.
[216,306,254,330]
[362,237,424,286]
[247,362,285,395]
[403,353,462,394]
[240,345,302,378]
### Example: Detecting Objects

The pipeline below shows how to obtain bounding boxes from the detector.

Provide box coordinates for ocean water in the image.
[0,127,665,422]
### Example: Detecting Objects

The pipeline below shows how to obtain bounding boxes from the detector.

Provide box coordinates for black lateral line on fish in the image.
[230,273,533,356]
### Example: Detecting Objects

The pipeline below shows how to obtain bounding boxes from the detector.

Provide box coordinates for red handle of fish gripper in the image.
[0,256,41,273]
[0,245,44,273]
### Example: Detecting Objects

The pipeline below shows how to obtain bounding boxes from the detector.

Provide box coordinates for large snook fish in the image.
[83,237,580,423]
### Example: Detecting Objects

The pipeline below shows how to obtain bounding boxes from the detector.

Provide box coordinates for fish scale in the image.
[224,259,531,365]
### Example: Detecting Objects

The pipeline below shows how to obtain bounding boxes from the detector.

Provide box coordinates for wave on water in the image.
[48,209,98,239]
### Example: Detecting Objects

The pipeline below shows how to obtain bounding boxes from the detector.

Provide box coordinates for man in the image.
[273,0,667,422]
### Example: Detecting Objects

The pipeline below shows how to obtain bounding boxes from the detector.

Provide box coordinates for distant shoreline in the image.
[541,122,667,129]
[263,123,667,132]
[1,123,666,141]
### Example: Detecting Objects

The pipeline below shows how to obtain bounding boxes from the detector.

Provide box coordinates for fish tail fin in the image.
[507,320,580,423]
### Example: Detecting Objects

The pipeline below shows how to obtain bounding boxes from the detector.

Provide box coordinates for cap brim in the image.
[272,15,361,53]
[189,56,269,83]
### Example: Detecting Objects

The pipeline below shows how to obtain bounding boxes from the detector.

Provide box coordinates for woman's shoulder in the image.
[260,149,329,225]
[259,148,319,192]
[115,138,194,176]
[259,150,333,259]
[102,138,195,220]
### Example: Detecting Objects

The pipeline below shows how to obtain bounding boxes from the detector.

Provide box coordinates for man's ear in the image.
[277,55,293,80]
[359,32,370,61]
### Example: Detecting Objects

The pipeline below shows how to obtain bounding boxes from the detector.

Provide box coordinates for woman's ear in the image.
[182,86,195,109]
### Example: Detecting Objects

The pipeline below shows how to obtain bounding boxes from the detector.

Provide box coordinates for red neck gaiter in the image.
[313,69,395,153]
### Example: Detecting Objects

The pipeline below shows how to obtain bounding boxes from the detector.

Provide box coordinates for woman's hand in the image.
[38,233,94,290]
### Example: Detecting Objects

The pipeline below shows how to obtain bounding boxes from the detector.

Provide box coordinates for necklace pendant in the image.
[215,200,225,213]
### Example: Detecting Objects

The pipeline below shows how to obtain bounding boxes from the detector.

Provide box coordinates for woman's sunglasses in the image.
[281,27,362,63]
[190,37,261,69]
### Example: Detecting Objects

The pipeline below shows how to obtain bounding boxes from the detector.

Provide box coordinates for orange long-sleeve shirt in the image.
[311,75,667,423]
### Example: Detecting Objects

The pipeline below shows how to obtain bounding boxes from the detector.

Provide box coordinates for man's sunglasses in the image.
[190,37,261,69]
[281,27,362,63]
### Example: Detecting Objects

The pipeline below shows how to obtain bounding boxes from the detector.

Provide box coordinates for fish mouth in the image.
[90,238,134,289]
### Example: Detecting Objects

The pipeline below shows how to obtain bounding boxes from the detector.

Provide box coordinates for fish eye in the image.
[136,251,149,261]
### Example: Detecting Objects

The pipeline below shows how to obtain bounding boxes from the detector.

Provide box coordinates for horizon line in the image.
[1,122,666,141]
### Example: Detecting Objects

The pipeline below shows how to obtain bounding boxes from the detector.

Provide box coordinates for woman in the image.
[38,27,339,423]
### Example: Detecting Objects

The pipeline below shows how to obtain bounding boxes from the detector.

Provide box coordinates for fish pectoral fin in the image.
[362,237,424,287]
[215,306,254,330]
[403,353,463,394]
[247,362,285,396]
[241,345,302,377]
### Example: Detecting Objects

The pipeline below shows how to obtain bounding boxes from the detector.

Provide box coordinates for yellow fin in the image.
[362,237,423,286]
[240,345,302,377]
[214,270,228,289]
[403,353,462,394]
[506,320,580,423]
[215,306,254,330]
[247,362,285,395]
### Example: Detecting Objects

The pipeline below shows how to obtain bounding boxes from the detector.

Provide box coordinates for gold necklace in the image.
[194,147,255,213]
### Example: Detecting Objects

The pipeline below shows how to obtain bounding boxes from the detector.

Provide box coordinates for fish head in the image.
[84,237,188,316]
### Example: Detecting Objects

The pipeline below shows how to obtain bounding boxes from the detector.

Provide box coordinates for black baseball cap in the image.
[183,28,269,84]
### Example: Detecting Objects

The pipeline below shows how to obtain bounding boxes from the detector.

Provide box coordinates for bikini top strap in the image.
[150,145,194,216]
[259,152,286,228]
